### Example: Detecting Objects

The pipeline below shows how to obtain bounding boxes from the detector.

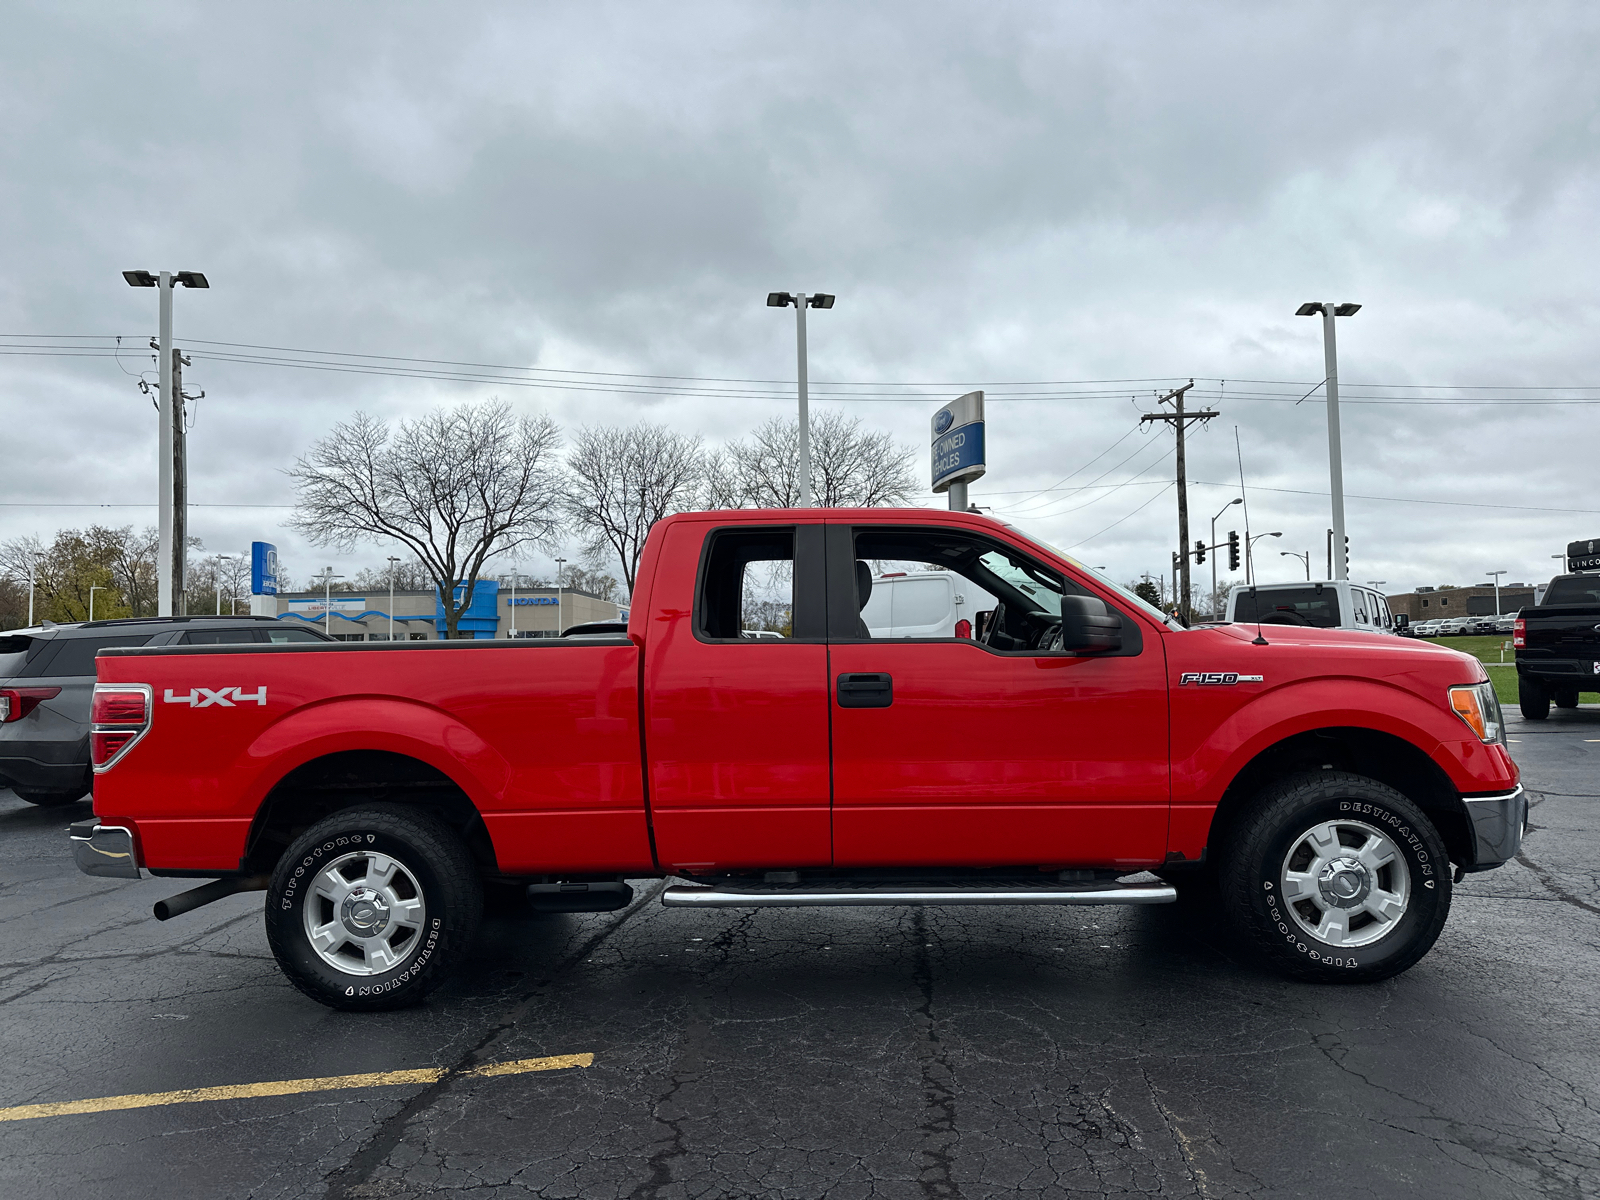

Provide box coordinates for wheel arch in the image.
[241,749,498,878]
[1204,727,1472,869]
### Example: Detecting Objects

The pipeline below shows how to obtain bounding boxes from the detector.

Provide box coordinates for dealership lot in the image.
[1,717,1596,1199]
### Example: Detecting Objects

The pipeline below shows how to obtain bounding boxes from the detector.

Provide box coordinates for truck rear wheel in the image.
[265,805,483,1012]
[1519,676,1550,720]
[1554,688,1580,709]
[1220,773,1451,983]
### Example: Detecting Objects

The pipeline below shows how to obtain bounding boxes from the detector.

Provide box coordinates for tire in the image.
[1554,688,1580,709]
[265,805,483,1012]
[13,789,86,807]
[1219,772,1451,983]
[1519,676,1550,720]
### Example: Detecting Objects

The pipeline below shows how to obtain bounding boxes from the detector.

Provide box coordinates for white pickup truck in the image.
[1226,580,1402,635]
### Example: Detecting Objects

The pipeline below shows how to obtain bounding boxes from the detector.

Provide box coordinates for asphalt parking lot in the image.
[2,714,1597,1200]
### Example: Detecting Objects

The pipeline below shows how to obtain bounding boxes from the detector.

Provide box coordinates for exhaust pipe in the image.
[153,874,270,921]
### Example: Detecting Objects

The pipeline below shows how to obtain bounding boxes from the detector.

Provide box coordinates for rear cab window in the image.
[1233,587,1343,628]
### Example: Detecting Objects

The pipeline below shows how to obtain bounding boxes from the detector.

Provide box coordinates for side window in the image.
[1353,591,1368,624]
[181,629,259,645]
[31,634,154,676]
[697,526,824,641]
[264,627,331,644]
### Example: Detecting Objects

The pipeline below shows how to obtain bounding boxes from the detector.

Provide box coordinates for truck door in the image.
[825,522,1169,869]
[642,520,832,871]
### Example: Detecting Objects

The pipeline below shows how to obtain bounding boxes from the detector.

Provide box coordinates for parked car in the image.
[1225,580,1400,635]
[74,508,1522,1008]
[0,617,331,806]
[1514,567,1600,718]
[1411,620,1438,638]
[860,569,998,639]
[1435,618,1472,637]
[1495,615,1516,634]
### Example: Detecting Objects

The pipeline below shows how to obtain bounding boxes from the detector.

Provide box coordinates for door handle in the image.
[837,672,893,708]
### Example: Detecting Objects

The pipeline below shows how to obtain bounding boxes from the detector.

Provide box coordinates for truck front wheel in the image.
[1220,773,1451,983]
[265,805,483,1012]
[1520,676,1550,720]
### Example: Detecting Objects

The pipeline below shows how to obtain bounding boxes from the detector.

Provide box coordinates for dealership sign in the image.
[287,596,368,614]
[251,542,279,596]
[931,391,986,493]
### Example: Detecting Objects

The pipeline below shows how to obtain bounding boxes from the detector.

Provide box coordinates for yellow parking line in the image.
[0,1053,593,1123]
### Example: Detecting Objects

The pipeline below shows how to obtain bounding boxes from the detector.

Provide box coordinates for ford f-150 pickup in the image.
[1513,540,1600,719]
[71,509,1525,1010]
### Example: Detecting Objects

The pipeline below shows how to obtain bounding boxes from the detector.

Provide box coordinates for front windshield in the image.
[1002,524,1184,630]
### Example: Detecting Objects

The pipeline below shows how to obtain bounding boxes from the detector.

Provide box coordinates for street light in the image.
[1210,497,1243,615]
[554,557,567,636]
[89,584,107,622]
[1246,531,1282,585]
[766,291,836,508]
[387,556,400,640]
[213,553,240,614]
[1296,301,1360,582]
[125,269,209,617]
[1280,550,1311,580]
[1486,569,1507,616]
[310,567,344,635]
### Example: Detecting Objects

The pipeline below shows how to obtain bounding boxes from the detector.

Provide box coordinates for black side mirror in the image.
[1394,613,1409,629]
[1058,595,1122,653]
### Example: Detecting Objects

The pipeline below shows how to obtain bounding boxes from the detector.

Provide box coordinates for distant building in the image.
[1386,584,1536,621]
[249,582,620,641]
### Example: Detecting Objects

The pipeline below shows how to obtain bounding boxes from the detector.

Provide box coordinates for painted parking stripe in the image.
[0,1053,593,1123]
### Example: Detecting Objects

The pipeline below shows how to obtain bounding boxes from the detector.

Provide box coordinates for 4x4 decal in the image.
[163,687,268,707]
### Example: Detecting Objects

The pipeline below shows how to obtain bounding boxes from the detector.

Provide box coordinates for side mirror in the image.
[1394,613,1409,629]
[1058,595,1122,653]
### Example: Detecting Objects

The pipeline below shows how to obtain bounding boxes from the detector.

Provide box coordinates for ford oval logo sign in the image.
[934,409,954,434]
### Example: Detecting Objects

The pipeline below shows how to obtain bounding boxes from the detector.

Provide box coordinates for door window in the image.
[696,525,825,641]
[181,629,260,645]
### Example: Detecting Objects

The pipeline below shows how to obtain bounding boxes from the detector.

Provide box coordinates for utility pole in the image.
[171,348,188,614]
[1141,380,1218,626]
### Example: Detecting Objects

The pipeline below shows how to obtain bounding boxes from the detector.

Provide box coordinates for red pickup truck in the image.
[71,509,1524,1009]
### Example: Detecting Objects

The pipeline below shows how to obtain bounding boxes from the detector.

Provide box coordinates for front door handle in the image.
[837,672,893,708]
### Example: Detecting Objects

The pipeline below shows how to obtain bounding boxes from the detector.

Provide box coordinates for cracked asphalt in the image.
[2,713,1597,1199]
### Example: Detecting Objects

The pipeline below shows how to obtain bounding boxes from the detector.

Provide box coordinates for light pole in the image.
[766,291,836,508]
[24,552,36,627]
[1296,301,1360,581]
[387,556,400,640]
[124,269,208,616]
[1210,497,1242,615]
[1486,569,1506,616]
[311,567,344,636]
[1246,532,1281,585]
[213,553,239,614]
[1281,550,1311,580]
[554,557,567,636]
[89,585,106,622]
[507,563,519,638]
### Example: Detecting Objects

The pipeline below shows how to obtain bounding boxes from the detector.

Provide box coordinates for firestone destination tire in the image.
[1220,773,1451,983]
[265,805,483,1012]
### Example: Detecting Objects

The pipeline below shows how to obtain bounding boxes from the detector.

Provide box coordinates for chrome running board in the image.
[660,880,1176,909]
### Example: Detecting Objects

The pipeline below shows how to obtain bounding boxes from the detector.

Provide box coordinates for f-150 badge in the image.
[163,687,268,707]
[1179,672,1264,686]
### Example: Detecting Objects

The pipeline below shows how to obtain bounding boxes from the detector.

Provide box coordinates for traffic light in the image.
[1194,539,1206,565]
[1227,531,1241,572]
[1343,535,1350,576]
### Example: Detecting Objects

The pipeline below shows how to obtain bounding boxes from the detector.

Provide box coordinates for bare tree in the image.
[724,411,916,508]
[288,401,563,637]
[562,423,708,594]
[346,560,434,593]
[0,526,156,622]
[560,564,621,603]
[185,545,254,614]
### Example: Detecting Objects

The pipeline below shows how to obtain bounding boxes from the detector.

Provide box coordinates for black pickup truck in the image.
[1513,539,1600,719]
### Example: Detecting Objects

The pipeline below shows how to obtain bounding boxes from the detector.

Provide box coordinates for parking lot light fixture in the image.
[1210,497,1243,613]
[1245,531,1282,585]
[89,585,106,621]
[212,553,240,614]
[555,557,567,636]
[767,290,835,507]
[1297,301,1360,581]
[311,567,344,633]
[387,556,400,639]
[1281,550,1311,580]
[1486,569,1507,616]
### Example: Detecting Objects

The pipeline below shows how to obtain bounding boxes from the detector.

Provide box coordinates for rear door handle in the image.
[837,672,893,708]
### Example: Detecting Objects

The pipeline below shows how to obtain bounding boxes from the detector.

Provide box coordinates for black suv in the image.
[0,616,332,807]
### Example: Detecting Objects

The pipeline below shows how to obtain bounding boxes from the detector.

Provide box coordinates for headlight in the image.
[1449,681,1504,744]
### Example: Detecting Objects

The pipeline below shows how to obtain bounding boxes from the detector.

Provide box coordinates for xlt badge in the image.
[1179,672,1264,686]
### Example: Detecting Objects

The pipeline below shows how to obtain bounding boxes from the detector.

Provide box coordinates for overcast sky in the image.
[3,2,1598,600]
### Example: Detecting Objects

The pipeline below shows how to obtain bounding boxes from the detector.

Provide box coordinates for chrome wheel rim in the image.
[302,850,427,976]
[1279,818,1409,949]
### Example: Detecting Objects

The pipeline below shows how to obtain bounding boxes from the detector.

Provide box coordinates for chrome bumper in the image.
[1463,785,1527,870]
[69,818,141,880]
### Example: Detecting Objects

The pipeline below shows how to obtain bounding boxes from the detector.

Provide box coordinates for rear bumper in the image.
[0,744,91,796]
[1461,785,1526,872]
[1516,661,1600,680]
[69,818,142,880]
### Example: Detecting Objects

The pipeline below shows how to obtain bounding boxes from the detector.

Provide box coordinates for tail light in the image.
[0,687,60,723]
[91,684,153,772]
[1512,618,1525,648]
[955,619,972,639]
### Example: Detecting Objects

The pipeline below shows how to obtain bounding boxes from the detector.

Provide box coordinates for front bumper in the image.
[69,818,141,880]
[1461,785,1527,872]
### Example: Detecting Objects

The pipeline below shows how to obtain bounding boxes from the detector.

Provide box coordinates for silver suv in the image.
[0,617,330,807]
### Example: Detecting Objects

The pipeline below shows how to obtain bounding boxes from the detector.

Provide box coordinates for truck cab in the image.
[1226,580,1400,635]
